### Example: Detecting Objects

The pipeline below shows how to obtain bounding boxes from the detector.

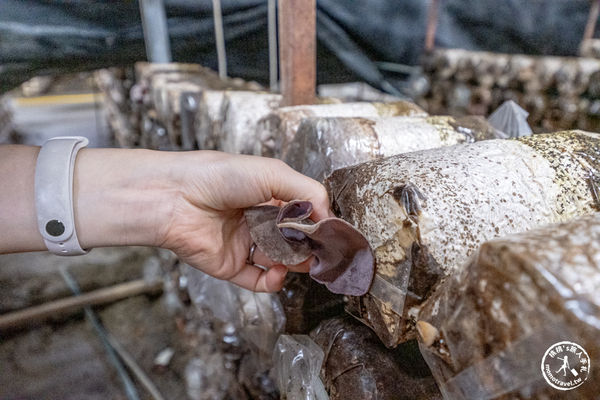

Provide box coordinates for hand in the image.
[158,151,331,292]
[73,149,330,292]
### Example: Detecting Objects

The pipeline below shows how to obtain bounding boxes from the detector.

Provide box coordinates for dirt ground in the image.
[0,247,192,400]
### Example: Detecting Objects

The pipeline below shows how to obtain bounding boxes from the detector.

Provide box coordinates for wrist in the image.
[74,148,181,249]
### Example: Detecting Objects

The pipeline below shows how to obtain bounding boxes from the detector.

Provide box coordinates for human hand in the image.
[158,151,331,292]
[74,149,331,292]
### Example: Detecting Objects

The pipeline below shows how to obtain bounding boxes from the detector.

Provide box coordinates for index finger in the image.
[207,155,332,220]
[259,158,331,221]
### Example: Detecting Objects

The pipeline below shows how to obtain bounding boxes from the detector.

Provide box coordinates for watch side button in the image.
[46,219,65,236]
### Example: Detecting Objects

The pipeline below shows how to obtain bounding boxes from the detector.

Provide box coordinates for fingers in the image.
[204,155,331,220]
[229,263,288,292]
[259,159,331,221]
[206,156,331,220]
[252,247,277,268]
[253,247,311,273]
[226,252,308,292]
[286,256,312,273]
[228,237,288,292]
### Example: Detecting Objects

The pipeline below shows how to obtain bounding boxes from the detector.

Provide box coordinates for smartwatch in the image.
[34,136,89,255]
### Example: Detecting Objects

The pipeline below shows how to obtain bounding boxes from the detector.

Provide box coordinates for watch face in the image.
[46,219,65,236]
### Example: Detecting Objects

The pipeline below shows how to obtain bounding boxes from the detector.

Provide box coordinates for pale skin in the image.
[0,145,331,292]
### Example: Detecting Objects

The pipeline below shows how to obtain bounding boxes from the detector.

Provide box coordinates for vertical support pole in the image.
[278,0,316,106]
[139,0,172,63]
[425,0,440,53]
[583,0,600,42]
[268,0,279,91]
[212,0,228,79]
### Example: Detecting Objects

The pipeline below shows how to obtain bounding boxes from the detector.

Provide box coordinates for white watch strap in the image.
[35,136,89,255]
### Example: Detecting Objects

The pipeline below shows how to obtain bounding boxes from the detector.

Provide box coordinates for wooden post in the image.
[278,0,316,106]
[425,0,440,53]
[583,0,600,42]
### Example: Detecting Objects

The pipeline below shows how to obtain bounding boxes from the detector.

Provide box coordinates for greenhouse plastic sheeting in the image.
[0,0,596,92]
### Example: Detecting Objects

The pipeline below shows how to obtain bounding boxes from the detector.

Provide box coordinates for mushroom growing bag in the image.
[417,213,600,399]
[327,131,600,347]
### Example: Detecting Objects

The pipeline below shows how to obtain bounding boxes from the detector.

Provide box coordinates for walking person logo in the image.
[541,341,590,390]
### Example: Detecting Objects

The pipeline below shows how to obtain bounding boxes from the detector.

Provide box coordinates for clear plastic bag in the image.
[327,130,600,347]
[285,115,498,182]
[310,317,442,400]
[185,265,285,368]
[185,351,233,400]
[255,101,427,158]
[273,334,328,400]
[417,214,600,399]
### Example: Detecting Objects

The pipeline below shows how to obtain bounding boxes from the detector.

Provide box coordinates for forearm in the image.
[73,147,179,249]
[0,145,43,252]
[0,145,178,254]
